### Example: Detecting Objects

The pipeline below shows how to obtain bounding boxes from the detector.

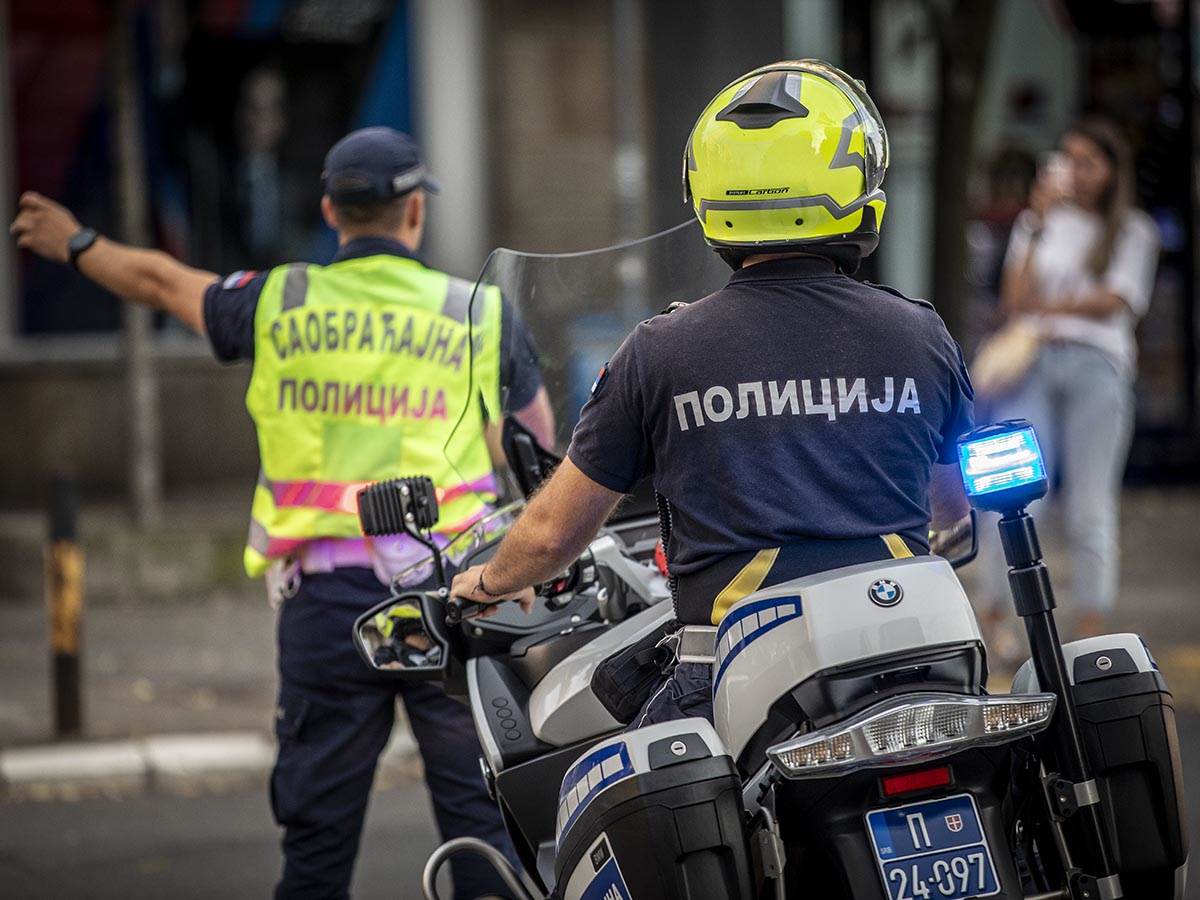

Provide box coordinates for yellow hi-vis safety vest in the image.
[242,253,502,577]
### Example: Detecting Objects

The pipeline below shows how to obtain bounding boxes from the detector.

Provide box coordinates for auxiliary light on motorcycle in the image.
[957,419,1048,513]
[766,691,1056,778]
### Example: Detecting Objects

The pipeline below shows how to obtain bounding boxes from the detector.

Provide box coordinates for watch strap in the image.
[67,228,99,270]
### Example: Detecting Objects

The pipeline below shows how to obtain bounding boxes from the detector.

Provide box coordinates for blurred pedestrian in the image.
[964,144,1037,357]
[977,116,1160,642]
[234,66,287,266]
[11,126,552,900]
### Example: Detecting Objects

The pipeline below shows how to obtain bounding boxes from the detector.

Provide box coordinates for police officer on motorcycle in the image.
[452,60,974,726]
[12,126,551,899]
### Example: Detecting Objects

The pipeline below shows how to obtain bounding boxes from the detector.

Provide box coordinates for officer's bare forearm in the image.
[513,386,556,451]
[77,238,217,334]
[10,192,216,333]
[1000,249,1042,315]
[481,458,622,593]
[930,463,970,531]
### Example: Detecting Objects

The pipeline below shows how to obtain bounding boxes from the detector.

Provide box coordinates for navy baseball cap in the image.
[322,127,440,203]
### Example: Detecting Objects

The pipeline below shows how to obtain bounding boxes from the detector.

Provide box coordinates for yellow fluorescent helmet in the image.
[683,59,889,256]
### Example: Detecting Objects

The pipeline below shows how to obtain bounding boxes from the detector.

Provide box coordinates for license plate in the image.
[865,793,1000,900]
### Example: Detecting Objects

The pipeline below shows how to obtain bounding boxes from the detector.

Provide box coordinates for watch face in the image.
[68,228,97,263]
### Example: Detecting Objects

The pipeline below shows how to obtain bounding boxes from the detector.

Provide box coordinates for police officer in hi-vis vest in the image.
[12,127,553,899]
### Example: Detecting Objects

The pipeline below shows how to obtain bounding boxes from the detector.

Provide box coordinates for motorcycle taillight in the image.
[880,765,952,798]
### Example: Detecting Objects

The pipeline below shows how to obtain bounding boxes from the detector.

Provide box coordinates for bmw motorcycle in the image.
[352,223,1187,900]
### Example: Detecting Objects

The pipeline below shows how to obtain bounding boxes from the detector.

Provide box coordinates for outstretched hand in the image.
[450,564,536,616]
[10,192,81,264]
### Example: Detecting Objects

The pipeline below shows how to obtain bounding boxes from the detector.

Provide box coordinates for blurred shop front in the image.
[1,0,420,503]
[0,0,1196,507]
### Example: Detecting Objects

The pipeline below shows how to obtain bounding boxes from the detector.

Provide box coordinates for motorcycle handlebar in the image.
[443,548,598,626]
[444,597,493,626]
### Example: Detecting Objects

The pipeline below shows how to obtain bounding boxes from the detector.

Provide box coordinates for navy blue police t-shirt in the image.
[567,255,974,621]
[202,236,544,411]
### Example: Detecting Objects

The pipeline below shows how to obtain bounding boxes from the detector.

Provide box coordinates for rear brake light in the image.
[766,691,1056,778]
[881,765,951,797]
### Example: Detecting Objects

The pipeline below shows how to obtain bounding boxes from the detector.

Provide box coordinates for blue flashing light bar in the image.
[957,420,1048,512]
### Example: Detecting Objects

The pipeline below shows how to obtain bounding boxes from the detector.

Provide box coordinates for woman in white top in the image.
[990,116,1160,637]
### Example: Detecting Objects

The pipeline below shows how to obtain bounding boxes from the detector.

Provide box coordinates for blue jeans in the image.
[979,342,1134,613]
[271,567,515,899]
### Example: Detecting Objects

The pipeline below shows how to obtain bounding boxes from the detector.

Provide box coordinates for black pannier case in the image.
[1019,635,1188,898]
[553,724,754,900]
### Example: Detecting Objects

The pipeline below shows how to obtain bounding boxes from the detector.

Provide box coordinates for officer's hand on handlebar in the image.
[449,565,537,617]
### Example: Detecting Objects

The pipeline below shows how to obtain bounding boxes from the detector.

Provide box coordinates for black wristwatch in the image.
[67,227,99,270]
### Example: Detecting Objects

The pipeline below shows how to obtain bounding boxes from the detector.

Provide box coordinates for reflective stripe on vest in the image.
[246,518,308,558]
[241,254,503,577]
[245,506,489,558]
[263,473,499,516]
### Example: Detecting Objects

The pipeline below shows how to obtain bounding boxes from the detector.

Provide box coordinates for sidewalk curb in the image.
[1,730,418,798]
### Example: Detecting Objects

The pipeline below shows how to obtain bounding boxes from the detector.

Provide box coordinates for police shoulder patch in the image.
[590,363,610,398]
[223,270,259,290]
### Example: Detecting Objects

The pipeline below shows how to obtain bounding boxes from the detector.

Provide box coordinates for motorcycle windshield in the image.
[448,220,730,486]
[391,503,522,589]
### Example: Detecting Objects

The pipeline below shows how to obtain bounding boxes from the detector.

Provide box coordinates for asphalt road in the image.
[0,780,444,900]
[2,714,1199,900]
[1,484,1197,897]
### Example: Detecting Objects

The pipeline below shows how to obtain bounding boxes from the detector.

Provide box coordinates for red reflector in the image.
[881,766,952,797]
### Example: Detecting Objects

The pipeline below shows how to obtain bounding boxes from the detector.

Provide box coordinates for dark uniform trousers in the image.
[271,567,515,899]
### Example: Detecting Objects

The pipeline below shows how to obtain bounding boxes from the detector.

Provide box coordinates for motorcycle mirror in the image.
[352,592,450,680]
[944,509,979,570]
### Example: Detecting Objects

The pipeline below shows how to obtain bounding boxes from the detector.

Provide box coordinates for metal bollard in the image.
[45,476,84,738]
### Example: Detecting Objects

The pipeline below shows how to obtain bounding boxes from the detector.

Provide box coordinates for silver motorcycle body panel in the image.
[466,657,505,774]
[529,600,675,746]
[712,556,983,760]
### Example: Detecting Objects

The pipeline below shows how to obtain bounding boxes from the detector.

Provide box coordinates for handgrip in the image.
[445,597,494,626]
[357,477,439,536]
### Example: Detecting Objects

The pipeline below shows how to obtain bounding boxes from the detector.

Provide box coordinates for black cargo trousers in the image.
[271,566,516,899]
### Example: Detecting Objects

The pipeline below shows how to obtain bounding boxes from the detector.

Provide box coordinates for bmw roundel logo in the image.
[869,578,903,607]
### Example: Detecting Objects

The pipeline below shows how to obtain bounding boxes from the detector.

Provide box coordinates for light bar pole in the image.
[960,420,1122,899]
[999,509,1120,897]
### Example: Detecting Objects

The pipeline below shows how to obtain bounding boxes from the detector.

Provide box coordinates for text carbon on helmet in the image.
[683,60,889,256]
